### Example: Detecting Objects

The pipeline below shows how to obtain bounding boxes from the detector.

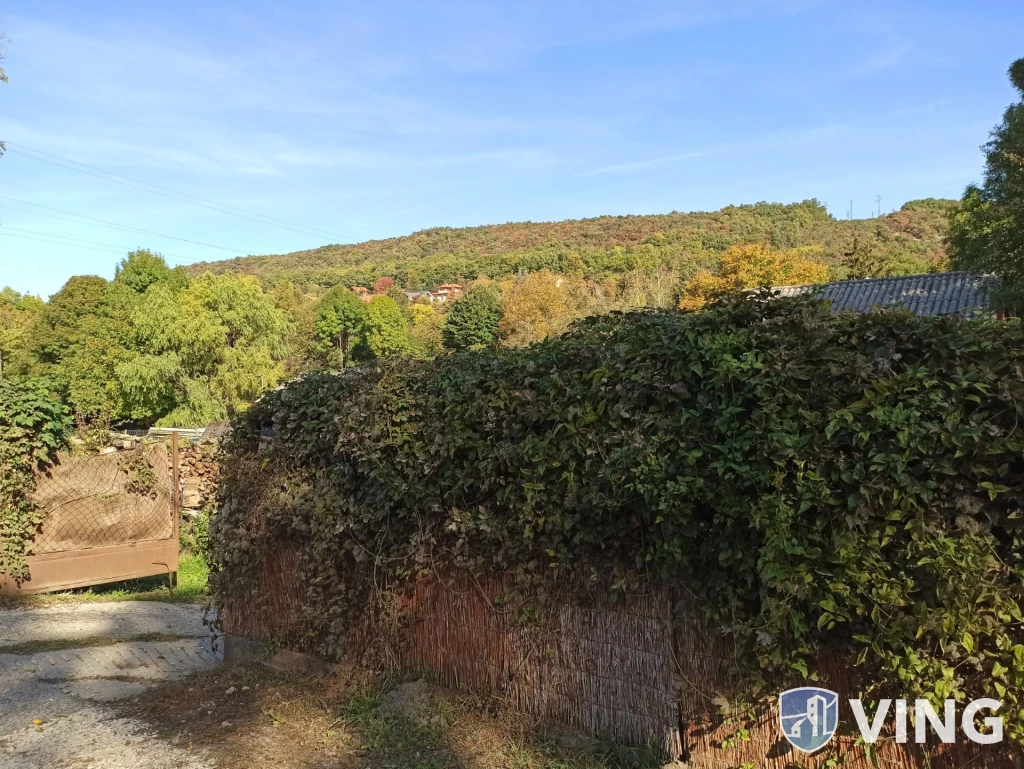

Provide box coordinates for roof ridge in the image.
[771,271,998,293]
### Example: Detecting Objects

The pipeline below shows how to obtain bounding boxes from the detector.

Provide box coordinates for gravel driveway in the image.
[0,601,222,769]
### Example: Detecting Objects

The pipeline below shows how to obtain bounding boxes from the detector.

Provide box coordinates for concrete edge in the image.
[223,633,337,677]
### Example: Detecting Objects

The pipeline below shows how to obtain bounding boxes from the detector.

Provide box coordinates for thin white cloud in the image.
[580,101,947,178]
[580,123,852,176]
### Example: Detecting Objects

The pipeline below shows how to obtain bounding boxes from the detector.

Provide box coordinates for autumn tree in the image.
[364,295,410,358]
[498,270,581,347]
[408,302,443,358]
[947,58,1024,311]
[677,243,829,310]
[442,287,502,351]
[563,252,585,276]
[618,264,680,310]
[315,286,367,367]
[374,276,395,294]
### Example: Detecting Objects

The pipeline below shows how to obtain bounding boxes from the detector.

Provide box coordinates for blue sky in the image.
[1,0,1022,298]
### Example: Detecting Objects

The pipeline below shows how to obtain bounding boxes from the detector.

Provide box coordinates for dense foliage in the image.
[677,242,830,309]
[191,200,951,290]
[441,287,502,351]
[0,287,43,378]
[0,377,72,583]
[212,295,1024,740]
[2,250,293,426]
[2,198,956,427]
[314,284,367,367]
[363,296,410,358]
[948,58,1024,311]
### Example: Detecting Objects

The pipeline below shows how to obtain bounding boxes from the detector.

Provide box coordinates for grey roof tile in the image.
[771,272,998,316]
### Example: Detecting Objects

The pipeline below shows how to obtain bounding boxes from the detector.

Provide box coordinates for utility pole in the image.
[875,194,882,218]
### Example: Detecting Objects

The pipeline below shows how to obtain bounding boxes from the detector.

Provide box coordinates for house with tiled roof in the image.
[772,272,999,317]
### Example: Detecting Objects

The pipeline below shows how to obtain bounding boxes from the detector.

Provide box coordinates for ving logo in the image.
[779,687,840,753]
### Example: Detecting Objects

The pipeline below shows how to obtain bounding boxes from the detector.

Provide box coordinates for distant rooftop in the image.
[772,272,999,316]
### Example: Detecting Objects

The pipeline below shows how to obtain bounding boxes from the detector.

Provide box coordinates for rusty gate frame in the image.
[1,433,181,596]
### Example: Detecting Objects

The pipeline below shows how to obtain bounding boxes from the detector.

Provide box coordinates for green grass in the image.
[0,553,209,609]
[0,631,190,655]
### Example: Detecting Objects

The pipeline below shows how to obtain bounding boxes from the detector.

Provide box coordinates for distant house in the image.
[351,286,374,303]
[772,272,999,317]
[433,283,465,303]
[403,290,434,303]
[402,284,466,304]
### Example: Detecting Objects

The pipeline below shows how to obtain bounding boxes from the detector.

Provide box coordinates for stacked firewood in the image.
[177,441,221,509]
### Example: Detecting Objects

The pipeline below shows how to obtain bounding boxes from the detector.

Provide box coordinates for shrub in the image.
[212,294,1024,741]
[0,377,72,583]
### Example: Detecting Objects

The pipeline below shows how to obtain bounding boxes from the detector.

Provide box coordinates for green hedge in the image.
[0,377,72,583]
[212,294,1024,740]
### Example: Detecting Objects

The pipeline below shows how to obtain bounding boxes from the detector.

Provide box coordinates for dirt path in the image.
[0,602,667,768]
[0,601,221,769]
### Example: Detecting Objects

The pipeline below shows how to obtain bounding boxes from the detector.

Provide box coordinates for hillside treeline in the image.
[191,199,953,290]
[1,199,954,428]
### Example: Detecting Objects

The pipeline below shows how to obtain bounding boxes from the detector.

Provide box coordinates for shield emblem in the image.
[779,687,839,753]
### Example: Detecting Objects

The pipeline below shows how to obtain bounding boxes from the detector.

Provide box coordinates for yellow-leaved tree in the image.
[677,243,829,310]
[499,269,584,347]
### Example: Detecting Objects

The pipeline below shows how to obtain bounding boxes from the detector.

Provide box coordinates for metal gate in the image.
[1,434,181,595]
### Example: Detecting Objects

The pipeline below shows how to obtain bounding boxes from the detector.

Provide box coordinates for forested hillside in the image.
[191,198,954,290]
[1,198,956,429]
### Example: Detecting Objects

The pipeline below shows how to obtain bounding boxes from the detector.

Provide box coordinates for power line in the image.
[4,141,345,241]
[0,196,245,253]
[0,231,131,256]
[0,225,194,262]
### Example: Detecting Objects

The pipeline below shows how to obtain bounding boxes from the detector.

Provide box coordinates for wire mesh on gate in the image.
[29,443,174,555]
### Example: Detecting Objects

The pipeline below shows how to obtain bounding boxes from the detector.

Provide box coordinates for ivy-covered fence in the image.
[0,378,72,584]
[211,294,1024,760]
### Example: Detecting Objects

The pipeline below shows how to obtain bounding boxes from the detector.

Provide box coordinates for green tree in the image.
[315,286,367,367]
[33,275,109,361]
[840,230,931,279]
[270,280,318,374]
[114,249,187,293]
[120,273,291,425]
[364,296,410,358]
[442,288,502,351]
[386,286,413,318]
[947,58,1024,309]
[0,288,43,378]
[30,276,132,420]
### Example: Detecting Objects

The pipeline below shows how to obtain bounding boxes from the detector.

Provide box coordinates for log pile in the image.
[177,441,221,509]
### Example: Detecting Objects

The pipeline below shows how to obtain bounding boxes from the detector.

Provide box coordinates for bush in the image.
[0,377,72,583]
[180,504,212,557]
[212,294,1024,741]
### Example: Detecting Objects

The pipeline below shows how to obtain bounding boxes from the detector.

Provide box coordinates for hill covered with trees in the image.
[1,198,956,429]
[190,198,954,291]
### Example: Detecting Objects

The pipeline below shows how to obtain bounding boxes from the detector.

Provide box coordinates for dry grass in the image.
[114,662,664,769]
